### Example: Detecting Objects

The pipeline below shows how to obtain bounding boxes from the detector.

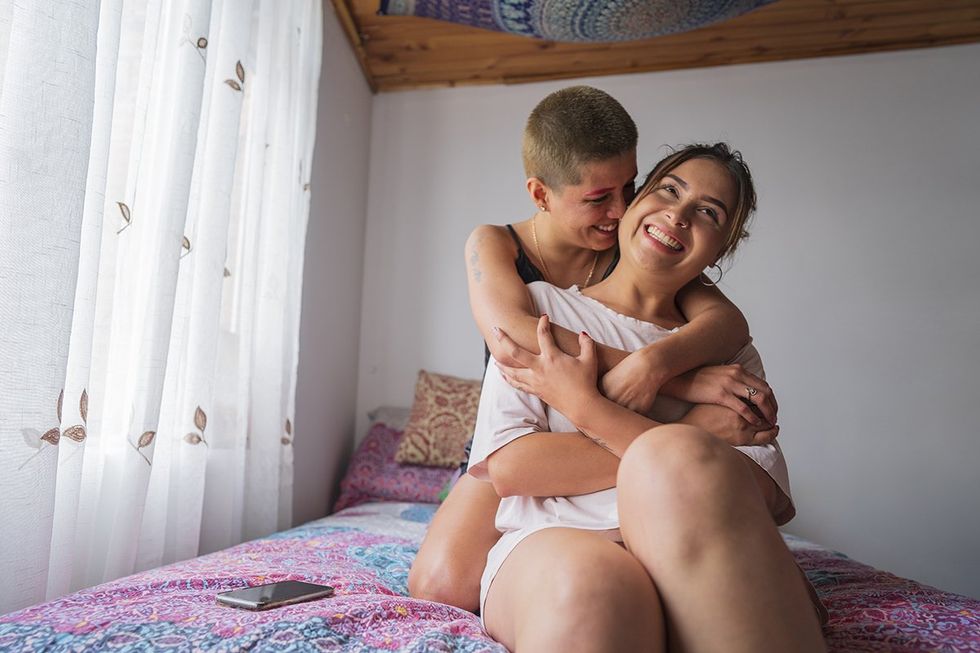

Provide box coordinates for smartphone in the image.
[216,580,334,610]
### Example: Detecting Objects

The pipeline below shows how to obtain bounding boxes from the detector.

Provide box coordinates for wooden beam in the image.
[345,0,980,92]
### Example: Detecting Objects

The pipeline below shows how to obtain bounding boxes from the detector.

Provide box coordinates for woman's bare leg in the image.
[408,474,501,611]
[484,527,665,653]
[617,424,825,653]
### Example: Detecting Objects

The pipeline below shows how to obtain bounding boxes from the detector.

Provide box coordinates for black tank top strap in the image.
[504,223,522,247]
[505,224,546,284]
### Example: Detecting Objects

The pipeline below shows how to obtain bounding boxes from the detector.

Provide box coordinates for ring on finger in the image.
[745,386,758,399]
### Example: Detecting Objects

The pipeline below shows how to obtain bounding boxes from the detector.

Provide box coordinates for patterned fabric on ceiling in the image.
[379,0,776,42]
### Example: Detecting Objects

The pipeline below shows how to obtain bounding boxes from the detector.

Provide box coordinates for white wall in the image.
[292,3,372,526]
[355,44,980,599]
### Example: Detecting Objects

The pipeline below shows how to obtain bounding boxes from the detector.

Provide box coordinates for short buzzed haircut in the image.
[522,86,638,189]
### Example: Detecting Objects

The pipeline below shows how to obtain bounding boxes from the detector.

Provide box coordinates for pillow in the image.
[394,370,482,468]
[332,421,454,512]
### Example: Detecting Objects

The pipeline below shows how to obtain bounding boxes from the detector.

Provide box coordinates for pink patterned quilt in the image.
[1,501,978,652]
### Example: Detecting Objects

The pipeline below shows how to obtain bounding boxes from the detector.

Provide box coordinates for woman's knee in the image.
[617,425,758,543]
[408,476,501,611]
[619,424,738,495]
[408,552,480,611]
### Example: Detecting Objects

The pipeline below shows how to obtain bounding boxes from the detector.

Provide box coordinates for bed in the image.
[2,418,978,652]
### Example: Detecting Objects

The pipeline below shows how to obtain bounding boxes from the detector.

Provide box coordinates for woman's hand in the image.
[598,348,668,414]
[680,405,780,446]
[662,364,778,426]
[493,315,599,418]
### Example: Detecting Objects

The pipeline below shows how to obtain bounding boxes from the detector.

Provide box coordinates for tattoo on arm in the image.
[468,235,483,283]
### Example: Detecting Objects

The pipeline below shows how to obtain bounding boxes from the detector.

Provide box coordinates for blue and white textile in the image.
[380,0,775,42]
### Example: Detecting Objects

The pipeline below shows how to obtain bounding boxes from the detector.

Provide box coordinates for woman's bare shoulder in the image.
[466,223,524,256]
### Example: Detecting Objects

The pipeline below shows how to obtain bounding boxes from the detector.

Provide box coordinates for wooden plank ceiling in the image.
[331,0,980,92]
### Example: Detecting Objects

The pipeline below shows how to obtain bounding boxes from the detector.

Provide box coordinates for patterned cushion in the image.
[394,370,482,468]
[333,422,454,512]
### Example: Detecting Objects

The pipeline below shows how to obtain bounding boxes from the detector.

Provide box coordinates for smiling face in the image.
[537,150,638,251]
[621,157,737,286]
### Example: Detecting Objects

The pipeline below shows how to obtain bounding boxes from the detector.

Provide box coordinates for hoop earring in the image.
[699,263,724,287]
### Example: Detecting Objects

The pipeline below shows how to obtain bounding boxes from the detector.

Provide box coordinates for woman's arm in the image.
[484,432,619,498]
[570,378,782,457]
[465,225,629,372]
[465,225,541,357]
[600,282,747,398]
[666,281,751,377]
[493,317,778,458]
[599,281,776,423]
[485,394,776,499]
[465,226,633,497]
[466,226,773,431]
[466,228,773,500]
[490,316,661,457]
[484,389,775,499]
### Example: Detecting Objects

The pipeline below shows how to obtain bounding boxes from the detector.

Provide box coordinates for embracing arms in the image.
[484,317,777,496]
[465,225,774,424]
[598,280,751,411]
[483,408,764,498]
[464,225,774,498]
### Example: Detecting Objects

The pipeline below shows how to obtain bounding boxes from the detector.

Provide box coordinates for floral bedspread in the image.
[786,535,980,652]
[0,503,501,652]
[1,501,978,652]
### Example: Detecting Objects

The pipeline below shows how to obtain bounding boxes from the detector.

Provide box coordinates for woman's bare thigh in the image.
[484,528,664,653]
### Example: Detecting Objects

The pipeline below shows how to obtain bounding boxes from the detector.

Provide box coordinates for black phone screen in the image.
[218,580,333,607]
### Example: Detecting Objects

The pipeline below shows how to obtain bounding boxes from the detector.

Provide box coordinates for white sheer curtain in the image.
[0,0,322,614]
